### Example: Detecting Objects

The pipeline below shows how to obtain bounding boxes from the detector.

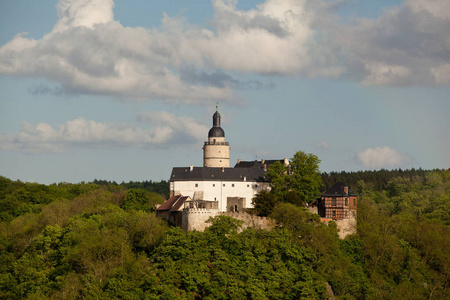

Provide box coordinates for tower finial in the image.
[216,102,218,112]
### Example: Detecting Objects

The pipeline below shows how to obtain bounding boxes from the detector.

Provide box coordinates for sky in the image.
[0,0,449,184]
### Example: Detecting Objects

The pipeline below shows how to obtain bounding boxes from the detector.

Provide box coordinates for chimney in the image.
[222,167,224,172]
[284,158,289,166]
[189,165,193,172]
[261,159,265,164]
[344,186,349,195]
[244,176,246,181]
[263,164,267,171]
[237,159,242,164]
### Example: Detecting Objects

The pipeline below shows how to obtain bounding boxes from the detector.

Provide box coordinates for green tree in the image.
[266,150,323,204]
[251,190,277,217]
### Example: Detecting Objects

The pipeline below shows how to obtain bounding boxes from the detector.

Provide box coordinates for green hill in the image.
[0,169,448,299]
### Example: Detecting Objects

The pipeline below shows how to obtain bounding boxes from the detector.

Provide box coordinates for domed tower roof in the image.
[208,106,225,138]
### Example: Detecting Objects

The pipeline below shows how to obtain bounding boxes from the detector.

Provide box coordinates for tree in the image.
[266,150,323,204]
[251,190,277,217]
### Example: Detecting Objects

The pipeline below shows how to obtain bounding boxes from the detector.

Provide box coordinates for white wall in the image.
[172,180,269,211]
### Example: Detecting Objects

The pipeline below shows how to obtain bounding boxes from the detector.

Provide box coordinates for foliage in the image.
[122,188,165,212]
[92,179,170,198]
[250,190,276,217]
[1,169,449,299]
[266,150,322,204]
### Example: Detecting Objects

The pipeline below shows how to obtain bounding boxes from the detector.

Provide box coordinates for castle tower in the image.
[203,106,230,167]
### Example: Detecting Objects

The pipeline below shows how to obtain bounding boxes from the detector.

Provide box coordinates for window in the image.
[247,184,250,187]
[213,184,215,187]
[332,198,336,206]
[232,184,235,187]
[255,184,258,188]
[345,211,348,218]
[353,199,356,206]
[345,198,348,206]
[332,210,336,217]
[195,183,198,187]
[223,184,225,187]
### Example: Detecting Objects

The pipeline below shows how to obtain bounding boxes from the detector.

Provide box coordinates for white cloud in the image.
[0,0,313,103]
[329,0,450,86]
[54,0,115,32]
[356,146,410,168]
[0,0,449,102]
[0,113,208,153]
[137,111,208,142]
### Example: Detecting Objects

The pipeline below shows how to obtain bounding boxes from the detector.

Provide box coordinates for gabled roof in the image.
[170,196,190,212]
[156,195,181,211]
[157,195,191,212]
[322,182,357,197]
[170,167,268,182]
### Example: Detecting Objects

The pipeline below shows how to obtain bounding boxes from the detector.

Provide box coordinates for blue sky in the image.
[0,0,449,184]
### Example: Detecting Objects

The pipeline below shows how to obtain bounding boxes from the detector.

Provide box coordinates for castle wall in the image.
[181,209,274,232]
[182,208,220,231]
[219,211,275,231]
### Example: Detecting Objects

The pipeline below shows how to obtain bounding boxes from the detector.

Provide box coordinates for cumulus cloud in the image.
[0,113,208,153]
[328,0,450,86]
[0,0,448,103]
[356,146,410,168]
[0,0,309,103]
[137,111,208,142]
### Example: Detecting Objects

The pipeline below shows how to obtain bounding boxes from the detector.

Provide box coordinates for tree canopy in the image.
[266,150,322,204]
[253,150,322,216]
[1,169,449,299]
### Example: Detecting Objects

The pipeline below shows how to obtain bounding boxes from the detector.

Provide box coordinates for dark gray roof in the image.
[322,182,357,197]
[208,109,225,137]
[170,167,268,182]
[208,126,225,138]
[234,159,285,168]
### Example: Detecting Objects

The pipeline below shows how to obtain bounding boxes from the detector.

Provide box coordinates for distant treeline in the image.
[91,179,169,198]
[322,168,449,192]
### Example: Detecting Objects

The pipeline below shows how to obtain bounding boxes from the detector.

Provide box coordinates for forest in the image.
[0,167,449,299]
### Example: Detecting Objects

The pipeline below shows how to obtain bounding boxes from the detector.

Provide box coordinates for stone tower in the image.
[203,106,230,167]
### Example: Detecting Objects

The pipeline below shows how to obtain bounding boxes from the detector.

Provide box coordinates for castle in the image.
[157,108,357,237]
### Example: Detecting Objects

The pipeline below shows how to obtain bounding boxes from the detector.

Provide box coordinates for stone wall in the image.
[319,211,357,239]
[334,211,357,239]
[181,208,219,231]
[219,211,275,231]
[181,208,274,232]
[180,206,355,238]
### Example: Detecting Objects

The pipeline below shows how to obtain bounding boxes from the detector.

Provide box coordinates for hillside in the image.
[0,169,449,299]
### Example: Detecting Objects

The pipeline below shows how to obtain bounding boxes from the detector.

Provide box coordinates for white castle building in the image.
[168,107,288,212]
